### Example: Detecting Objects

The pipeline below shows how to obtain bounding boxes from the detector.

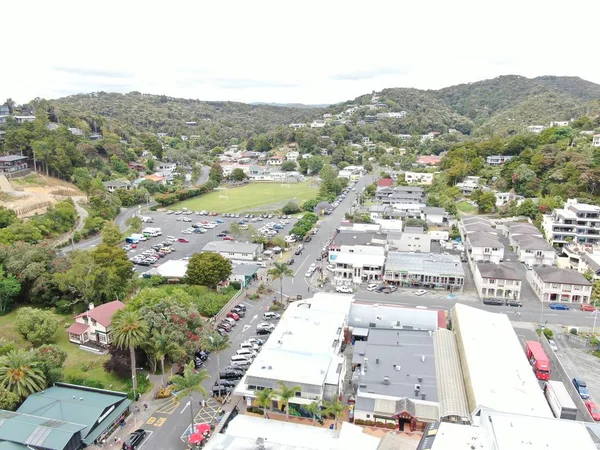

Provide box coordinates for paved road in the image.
[196,165,209,185]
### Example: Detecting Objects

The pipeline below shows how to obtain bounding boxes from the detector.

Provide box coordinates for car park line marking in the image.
[243,325,251,332]
[136,430,153,449]
[145,417,166,427]
[155,398,180,414]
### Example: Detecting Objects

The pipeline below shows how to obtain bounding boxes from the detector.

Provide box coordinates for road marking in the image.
[250,314,258,323]
[243,325,251,332]
[180,401,190,414]
[155,398,179,414]
[545,313,558,316]
[295,254,311,276]
[145,417,166,427]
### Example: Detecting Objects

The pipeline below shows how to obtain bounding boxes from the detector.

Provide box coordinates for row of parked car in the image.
[129,239,181,266]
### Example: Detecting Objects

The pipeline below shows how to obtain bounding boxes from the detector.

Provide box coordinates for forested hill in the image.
[327,75,600,135]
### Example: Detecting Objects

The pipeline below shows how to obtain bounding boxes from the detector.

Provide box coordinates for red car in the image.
[222,235,234,241]
[226,312,240,321]
[581,303,596,312]
[178,238,189,243]
[586,401,600,421]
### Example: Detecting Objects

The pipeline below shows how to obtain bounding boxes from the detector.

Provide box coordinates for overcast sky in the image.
[3,0,600,105]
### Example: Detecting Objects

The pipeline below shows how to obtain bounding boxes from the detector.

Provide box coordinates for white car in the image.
[336,286,353,294]
[256,322,275,331]
[414,289,427,296]
[305,271,313,278]
[548,340,558,352]
[182,230,192,234]
[367,283,379,292]
[326,264,335,272]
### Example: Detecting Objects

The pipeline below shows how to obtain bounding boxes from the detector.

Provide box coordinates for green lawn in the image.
[0,310,128,391]
[457,201,478,214]
[171,182,318,213]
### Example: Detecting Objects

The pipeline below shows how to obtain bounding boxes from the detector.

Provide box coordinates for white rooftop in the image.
[333,252,385,267]
[204,415,380,450]
[155,259,188,278]
[452,304,552,418]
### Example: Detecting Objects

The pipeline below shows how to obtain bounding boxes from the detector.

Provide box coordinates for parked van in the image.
[236,348,256,359]
[240,342,259,351]
[230,355,252,367]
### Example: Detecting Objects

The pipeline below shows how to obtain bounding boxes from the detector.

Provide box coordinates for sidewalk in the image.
[87,375,164,449]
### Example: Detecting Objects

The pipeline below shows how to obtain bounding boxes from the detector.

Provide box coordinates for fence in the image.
[211,289,243,326]
[539,333,594,422]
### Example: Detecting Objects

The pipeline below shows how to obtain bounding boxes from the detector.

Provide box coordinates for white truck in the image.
[141,216,154,223]
[142,227,162,237]
[544,380,577,420]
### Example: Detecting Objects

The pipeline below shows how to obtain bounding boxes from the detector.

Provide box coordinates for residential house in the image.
[289,123,307,129]
[466,232,504,264]
[416,155,441,166]
[221,163,251,177]
[398,134,412,141]
[404,171,434,185]
[593,134,600,147]
[456,176,482,196]
[144,174,166,185]
[333,252,386,283]
[128,161,146,171]
[495,192,525,207]
[387,226,432,253]
[311,119,326,128]
[420,134,435,143]
[376,178,393,190]
[157,162,177,172]
[486,155,514,166]
[527,125,546,134]
[513,235,556,266]
[421,207,448,225]
[302,153,313,159]
[502,221,542,245]
[384,252,465,291]
[376,186,425,205]
[266,156,283,166]
[89,133,103,141]
[460,217,496,239]
[542,198,600,246]
[526,266,592,304]
[550,121,569,127]
[0,155,28,174]
[14,116,36,123]
[579,252,600,279]
[201,241,261,261]
[102,180,131,193]
[286,151,299,162]
[473,263,522,300]
[157,132,168,138]
[185,121,197,126]
[66,300,125,347]
[0,105,9,116]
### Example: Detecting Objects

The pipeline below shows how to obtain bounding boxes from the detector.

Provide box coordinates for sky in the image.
[3,0,600,106]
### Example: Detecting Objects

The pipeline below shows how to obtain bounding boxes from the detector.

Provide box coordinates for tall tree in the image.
[169,362,210,435]
[111,310,149,397]
[0,267,21,314]
[323,398,347,430]
[306,401,322,426]
[275,381,301,421]
[0,349,46,399]
[203,333,230,373]
[101,222,123,246]
[149,332,181,387]
[268,262,294,304]
[255,388,275,418]
[185,253,232,289]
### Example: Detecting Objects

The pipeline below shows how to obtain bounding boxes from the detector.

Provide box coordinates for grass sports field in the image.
[172,181,318,213]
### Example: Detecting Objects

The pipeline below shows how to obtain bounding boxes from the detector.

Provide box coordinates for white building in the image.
[398,134,412,141]
[593,134,600,147]
[266,156,283,166]
[466,232,505,264]
[157,162,177,172]
[14,116,36,123]
[235,293,352,406]
[512,235,556,266]
[201,241,261,261]
[289,123,307,129]
[486,155,513,166]
[526,266,592,304]
[527,125,546,134]
[452,303,553,418]
[550,121,569,127]
[473,263,522,300]
[421,207,447,225]
[338,165,365,180]
[404,171,434,185]
[333,252,385,283]
[221,163,251,177]
[387,226,431,253]
[579,252,600,279]
[286,151,299,162]
[384,252,465,291]
[310,120,326,128]
[495,192,525,207]
[66,300,125,347]
[542,198,600,246]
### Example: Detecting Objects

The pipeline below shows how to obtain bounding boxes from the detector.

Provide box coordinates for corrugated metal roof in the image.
[433,329,470,422]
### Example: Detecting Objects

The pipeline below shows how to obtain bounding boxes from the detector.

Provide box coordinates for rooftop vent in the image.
[376,358,379,364]
[421,393,426,400]
[418,377,423,383]
[421,355,426,363]
[393,365,401,371]
[414,384,421,392]
[383,376,390,385]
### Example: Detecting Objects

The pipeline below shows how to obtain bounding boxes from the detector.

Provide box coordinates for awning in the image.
[66,322,89,335]
[352,327,369,337]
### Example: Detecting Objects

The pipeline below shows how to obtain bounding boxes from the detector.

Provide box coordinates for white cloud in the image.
[2,0,600,105]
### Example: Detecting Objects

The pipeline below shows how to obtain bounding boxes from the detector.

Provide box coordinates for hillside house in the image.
[527,125,546,134]
[102,180,131,193]
[416,155,441,166]
[267,156,283,166]
[66,301,125,347]
[593,134,600,147]
[486,155,513,166]
[286,151,299,162]
[0,155,28,174]
[550,121,569,127]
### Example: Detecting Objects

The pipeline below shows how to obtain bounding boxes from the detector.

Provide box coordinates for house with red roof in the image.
[376,178,393,191]
[66,300,125,347]
[416,155,442,166]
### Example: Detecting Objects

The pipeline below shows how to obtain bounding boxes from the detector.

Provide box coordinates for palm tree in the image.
[169,362,210,432]
[323,398,347,430]
[275,381,301,420]
[306,401,322,426]
[268,262,294,304]
[255,388,275,418]
[204,332,230,372]
[150,332,181,387]
[111,309,149,397]
[0,349,46,399]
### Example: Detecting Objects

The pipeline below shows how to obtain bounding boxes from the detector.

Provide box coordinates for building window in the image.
[295,391,302,397]
[91,319,97,326]
[369,322,376,328]
[366,414,371,418]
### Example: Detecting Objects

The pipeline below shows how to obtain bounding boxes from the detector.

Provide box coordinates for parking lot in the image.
[125,210,298,273]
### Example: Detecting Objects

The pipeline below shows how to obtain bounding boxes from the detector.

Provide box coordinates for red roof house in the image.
[66,300,125,347]
[416,155,442,166]
[377,178,393,188]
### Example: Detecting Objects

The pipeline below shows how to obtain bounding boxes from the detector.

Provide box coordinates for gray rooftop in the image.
[533,267,591,285]
[349,303,440,331]
[354,329,437,401]
[422,207,446,215]
[0,155,27,162]
[463,222,496,233]
[581,253,600,273]
[467,231,503,247]
[332,231,386,247]
[506,222,540,234]
[102,180,130,187]
[385,252,465,277]
[404,226,424,234]
[202,241,260,254]
[462,217,491,225]
[476,262,521,280]
[514,235,553,251]
[232,264,260,277]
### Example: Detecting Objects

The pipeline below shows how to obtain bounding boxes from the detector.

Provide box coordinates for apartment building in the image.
[542,198,600,246]
[375,186,425,205]
[526,266,592,304]
[512,235,556,266]
[466,232,505,264]
[473,263,521,300]
[333,252,386,283]
[387,226,432,253]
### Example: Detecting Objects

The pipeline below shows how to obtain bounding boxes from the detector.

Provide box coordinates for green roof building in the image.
[0,383,131,449]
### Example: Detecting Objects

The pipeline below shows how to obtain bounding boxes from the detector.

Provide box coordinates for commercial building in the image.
[235,294,352,409]
[201,241,261,261]
[351,329,440,432]
[417,408,597,450]
[332,252,385,283]
[404,171,434,185]
[5,383,132,448]
[526,266,592,304]
[452,303,552,418]
[328,231,387,259]
[387,226,432,253]
[384,252,465,291]
[542,198,600,246]
[473,263,522,300]
[204,415,380,450]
